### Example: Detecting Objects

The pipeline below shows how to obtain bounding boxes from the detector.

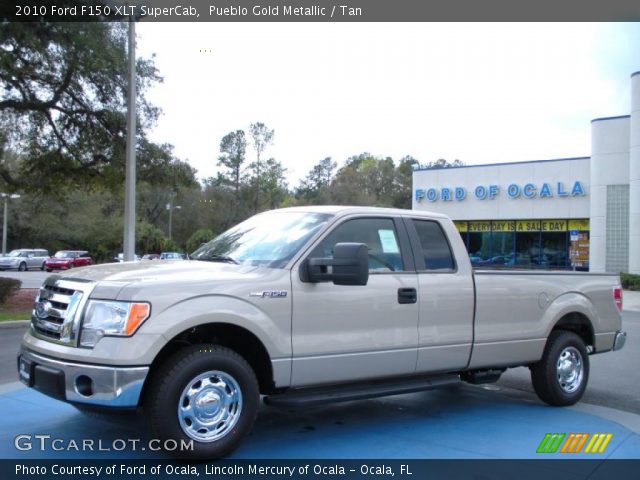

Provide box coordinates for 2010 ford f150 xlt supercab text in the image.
[18,207,626,458]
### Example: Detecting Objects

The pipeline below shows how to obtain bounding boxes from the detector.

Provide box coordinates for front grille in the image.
[32,285,82,341]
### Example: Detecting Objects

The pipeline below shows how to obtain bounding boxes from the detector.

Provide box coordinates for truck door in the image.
[405,218,474,373]
[290,216,419,387]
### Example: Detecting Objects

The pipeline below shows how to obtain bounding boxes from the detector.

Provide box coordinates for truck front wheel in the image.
[530,331,589,406]
[144,345,259,459]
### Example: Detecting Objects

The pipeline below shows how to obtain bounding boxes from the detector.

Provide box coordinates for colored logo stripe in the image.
[584,433,613,453]
[560,433,589,453]
[537,433,566,453]
[537,433,613,454]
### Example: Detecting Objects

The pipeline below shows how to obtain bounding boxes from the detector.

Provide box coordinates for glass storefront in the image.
[455,219,590,270]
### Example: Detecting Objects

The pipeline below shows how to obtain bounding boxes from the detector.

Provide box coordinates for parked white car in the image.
[0,249,49,271]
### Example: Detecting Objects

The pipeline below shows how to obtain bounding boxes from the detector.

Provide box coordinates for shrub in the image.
[186,228,215,253]
[0,277,22,304]
[621,273,640,291]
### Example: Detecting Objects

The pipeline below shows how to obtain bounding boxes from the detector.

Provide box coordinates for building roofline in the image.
[591,114,630,123]
[413,157,590,172]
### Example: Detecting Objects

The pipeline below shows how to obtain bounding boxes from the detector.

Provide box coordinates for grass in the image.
[0,311,31,321]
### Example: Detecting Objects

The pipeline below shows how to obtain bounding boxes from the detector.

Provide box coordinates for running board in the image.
[264,374,460,407]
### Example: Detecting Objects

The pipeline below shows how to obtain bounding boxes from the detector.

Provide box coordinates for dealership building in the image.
[412,71,640,274]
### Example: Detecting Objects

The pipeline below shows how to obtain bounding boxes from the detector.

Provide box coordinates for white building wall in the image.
[589,116,630,273]
[412,158,590,221]
[629,72,640,274]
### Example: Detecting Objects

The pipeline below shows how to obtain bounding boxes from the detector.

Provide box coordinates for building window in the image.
[456,219,589,270]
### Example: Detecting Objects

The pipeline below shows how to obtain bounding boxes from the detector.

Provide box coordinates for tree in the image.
[392,155,420,209]
[248,122,274,212]
[0,22,161,193]
[186,228,215,253]
[421,158,464,169]
[296,157,337,203]
[217,130,246,195]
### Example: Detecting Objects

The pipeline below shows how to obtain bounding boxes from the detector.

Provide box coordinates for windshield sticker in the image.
[378,229,399,254]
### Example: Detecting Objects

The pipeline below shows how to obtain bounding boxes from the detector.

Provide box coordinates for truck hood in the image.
[55,260,259,285]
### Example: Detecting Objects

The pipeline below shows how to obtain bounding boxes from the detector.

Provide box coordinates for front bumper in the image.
[18,349,149,408]
[613,330,627,351]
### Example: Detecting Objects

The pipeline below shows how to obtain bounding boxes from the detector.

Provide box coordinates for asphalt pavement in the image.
[0,270,49,289]
[498,310,640,414]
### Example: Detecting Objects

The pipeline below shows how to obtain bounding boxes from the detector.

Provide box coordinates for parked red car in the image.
[44,250,93,271]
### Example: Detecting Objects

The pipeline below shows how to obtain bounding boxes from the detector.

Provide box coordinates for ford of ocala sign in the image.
[415,181,586,202]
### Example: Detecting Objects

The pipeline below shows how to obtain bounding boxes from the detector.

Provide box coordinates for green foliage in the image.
[218,130,247,194]
[136,222,166,254]
[621,273,640,291]
[296,157,337,204]
[186,229,215,253]
[0,277,21,305]
[0,22,162,194]
[161,238,180,253]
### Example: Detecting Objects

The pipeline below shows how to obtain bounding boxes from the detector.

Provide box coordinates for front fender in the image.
[141,294,291,361]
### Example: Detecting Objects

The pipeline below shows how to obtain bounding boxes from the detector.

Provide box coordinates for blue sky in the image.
[137,22,640,184]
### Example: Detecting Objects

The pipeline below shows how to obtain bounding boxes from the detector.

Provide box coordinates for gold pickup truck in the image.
[18,206,626,458]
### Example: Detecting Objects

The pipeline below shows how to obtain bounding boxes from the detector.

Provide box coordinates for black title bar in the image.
[3,0,640,22]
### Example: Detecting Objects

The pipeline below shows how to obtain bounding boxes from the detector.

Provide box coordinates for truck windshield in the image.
[191,211,332,268]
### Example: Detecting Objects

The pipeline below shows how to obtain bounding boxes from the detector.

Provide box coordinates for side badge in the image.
[250,291,288,298]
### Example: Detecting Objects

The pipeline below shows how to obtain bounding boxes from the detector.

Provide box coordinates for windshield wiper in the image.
[200,255,239,264]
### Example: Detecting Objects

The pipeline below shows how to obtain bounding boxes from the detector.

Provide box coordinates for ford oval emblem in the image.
[35,301,49,319]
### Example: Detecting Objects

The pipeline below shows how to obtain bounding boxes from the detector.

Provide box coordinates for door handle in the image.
[397,288,417,304]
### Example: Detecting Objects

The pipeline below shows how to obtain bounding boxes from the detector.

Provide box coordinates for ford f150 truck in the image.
[18,206,626,458]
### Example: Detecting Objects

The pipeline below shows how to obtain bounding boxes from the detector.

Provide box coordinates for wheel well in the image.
[143,323,274,400]
[552,313,594,349]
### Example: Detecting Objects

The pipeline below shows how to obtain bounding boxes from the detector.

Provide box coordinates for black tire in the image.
[46,269,52,272]
[18,262,27,272]
[41,262,46,271]
[144,344,259,459]
[530,330,589,406]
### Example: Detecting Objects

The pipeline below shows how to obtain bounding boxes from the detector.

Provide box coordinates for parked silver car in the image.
[0,249,50,271]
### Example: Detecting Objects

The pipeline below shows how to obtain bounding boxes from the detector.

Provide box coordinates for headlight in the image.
[80,300,150,347]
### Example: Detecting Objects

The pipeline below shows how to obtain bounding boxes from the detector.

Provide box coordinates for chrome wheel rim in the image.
[177,370,243,442]
[556,346,583,393]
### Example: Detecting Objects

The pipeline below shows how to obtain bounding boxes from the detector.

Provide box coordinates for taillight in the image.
[613,286,623,312]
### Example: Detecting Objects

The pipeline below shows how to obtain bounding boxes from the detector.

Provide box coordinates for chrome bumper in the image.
[18,349,148,408]
[613,331,627,351]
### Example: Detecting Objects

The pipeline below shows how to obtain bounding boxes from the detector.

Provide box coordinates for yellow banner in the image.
[491,221,515,232]
[454,221,468,233]
[541,220,567,232]
[468,221,492,232]
[568,219,590,231]
[516,220,542,232]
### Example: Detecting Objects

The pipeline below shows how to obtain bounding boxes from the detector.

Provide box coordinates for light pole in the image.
[166,200,182,241]
[122,13,137,261]
[1,193,20,255]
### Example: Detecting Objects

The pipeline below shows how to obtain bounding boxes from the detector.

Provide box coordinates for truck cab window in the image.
[412,220,455,271]
[311,218,404,272]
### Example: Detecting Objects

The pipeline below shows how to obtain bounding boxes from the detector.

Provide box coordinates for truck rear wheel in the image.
[144,345,259,459]
[530,330,589,406]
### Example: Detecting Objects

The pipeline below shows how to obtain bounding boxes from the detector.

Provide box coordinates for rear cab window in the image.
[411,219,456,271]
